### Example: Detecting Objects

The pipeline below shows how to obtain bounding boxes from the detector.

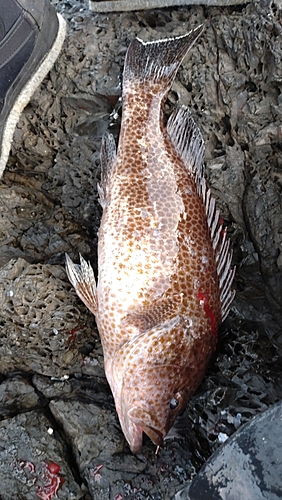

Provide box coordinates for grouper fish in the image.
[66,26,235,453]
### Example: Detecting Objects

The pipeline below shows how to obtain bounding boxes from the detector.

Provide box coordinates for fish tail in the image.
[123,25,204,93]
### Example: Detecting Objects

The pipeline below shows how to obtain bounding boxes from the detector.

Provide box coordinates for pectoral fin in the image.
[121,294,183,335]
[65,253,97,316]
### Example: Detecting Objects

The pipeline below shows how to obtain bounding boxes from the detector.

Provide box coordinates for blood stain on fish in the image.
[197,291,218,344]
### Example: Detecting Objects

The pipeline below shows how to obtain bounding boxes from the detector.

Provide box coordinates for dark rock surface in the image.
[0,0,282,498]
[0,410,82,499]
[174,400,282,500]
[0,258,100,377]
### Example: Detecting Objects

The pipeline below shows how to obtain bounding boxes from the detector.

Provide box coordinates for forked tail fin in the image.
[123,25,204,92]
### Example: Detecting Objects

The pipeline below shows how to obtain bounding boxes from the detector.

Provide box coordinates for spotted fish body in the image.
[66,27,235,453]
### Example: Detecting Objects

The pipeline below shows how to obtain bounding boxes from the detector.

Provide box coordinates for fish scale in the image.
[66,25,235,453]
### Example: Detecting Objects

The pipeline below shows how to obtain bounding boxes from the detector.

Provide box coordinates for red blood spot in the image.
[160,462,167,473]
[197,291,218,345]
[46,462,61,474]
[36,461,65,500]
[19,460,36,473]
[63,324,85,347]
[92,464,103,475]
[17,459,64,500]
[36,476,61,500]
[92,464,103,482]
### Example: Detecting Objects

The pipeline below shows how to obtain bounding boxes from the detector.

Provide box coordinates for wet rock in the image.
[181,312,282,471]
[49,399,196,499]
[49,400,124,464]
[174,400,282,500]
[0,375,45,419]
[0,410,82,499]
[0,258,100,377]
[244,172,282,308]
[207,145,245,228]
[32,374,73,399]
[232,263,282,339]
[0,172,92,268]
[32,373,109,403]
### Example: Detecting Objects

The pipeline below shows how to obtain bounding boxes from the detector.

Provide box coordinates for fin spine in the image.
[65,253,97,316]
[98,132,117,208]
[166,105,235,321]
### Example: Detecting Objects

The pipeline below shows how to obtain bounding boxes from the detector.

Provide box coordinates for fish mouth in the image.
[142,425,164,447]
[128,425,164,453]
[126,401,165,451]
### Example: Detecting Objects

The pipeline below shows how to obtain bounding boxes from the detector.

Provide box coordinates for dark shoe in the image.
[0,0,66,177]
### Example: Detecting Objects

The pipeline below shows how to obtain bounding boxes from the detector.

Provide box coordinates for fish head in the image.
[119,361,188,454]
[124,386,187,453]
[112,316,208,453]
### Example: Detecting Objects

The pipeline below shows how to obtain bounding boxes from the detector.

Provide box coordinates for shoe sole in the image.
[0,13,66,177]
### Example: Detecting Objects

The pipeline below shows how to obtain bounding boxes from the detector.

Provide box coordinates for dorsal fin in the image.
[97,132,116,208]
[167,105,204,182]
[167,106,235,321]
[123,26,204,91]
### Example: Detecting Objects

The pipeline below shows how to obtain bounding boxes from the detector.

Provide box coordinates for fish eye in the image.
[169,397,179,410]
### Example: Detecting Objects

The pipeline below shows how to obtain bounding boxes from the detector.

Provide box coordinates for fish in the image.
[65,26,235,453]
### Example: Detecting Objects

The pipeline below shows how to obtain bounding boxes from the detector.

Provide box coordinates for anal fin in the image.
[65,253,97,316]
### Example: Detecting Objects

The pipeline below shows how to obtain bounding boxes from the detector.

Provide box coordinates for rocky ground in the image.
[0,0,282,498]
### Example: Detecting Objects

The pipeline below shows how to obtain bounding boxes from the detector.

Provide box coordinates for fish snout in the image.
[127,402,165,449]
[127,424,144,454]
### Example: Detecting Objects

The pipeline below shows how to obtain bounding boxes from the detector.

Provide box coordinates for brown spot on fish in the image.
[66,26,235,453]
